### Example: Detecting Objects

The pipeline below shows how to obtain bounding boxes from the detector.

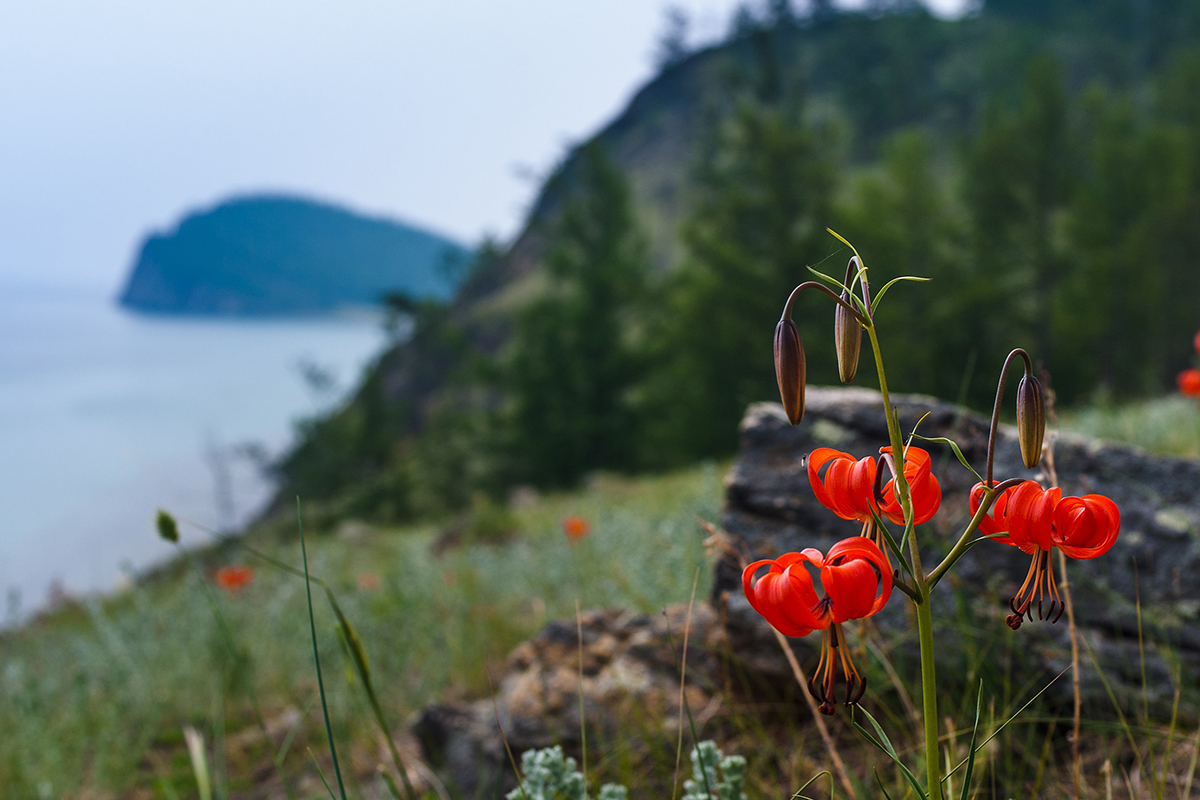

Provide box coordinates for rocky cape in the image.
[119,195,469,317]
[415,388,1200,797]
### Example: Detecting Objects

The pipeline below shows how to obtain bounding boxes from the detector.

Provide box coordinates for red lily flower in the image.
[878,446,942,526]
[968,481,1019,537]
[971,481,1120,629]
[1179,368,1200,397]
[743,538,892,714]
[808,448,878,523]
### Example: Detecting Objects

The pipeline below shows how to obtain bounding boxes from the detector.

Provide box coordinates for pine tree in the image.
[503,144,649,487]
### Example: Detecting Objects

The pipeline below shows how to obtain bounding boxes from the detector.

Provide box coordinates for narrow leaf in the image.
[913,435,984,484]
[852,707,927,798]
[872,275,931,310]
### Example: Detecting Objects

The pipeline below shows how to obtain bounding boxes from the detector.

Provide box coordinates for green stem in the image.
[865,321,943,800]
[915,597,943,800]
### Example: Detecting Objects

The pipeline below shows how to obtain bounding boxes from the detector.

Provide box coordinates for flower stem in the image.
[915,596,943,800]
[865,320,943,800]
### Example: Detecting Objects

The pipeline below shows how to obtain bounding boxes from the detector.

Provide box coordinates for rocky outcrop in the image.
[716,389,1200,712]
[415,605,725,797]
[416,389,1200,795]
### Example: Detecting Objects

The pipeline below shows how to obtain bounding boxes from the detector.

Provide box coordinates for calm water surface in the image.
[0,281,385,617]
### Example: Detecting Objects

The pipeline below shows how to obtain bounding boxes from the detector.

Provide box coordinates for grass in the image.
[1061,395,1200,458]
[0,464,721,798]
[1,395,1198,799]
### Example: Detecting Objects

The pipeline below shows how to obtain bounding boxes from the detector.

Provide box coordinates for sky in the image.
[0,0,965,294]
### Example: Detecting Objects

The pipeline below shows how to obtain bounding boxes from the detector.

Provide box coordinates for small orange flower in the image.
[214,565,254,593]
[562,515,591,542]
[357,572,381,592]
[1179,368,1200,397]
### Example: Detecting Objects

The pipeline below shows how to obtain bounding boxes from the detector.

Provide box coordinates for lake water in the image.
[0,281,385,619]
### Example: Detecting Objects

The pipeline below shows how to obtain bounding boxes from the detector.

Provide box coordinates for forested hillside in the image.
[280,0,1200,522]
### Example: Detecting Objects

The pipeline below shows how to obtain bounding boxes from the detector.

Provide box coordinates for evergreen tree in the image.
[503,145,649,487]
[644,95,838,463]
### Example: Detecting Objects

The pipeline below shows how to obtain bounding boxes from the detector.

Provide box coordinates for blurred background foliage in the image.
[279,0,1200,523]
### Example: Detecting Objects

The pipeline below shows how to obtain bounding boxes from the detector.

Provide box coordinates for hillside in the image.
[278,0,1200,519]
[119,195,469,316]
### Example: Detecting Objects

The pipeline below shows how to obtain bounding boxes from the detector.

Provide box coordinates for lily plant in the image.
[742,231,1122,799]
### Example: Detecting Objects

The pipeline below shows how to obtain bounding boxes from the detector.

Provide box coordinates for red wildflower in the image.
[971,481,1120,629]
[878,446,942,526]
[1179,368,1200,397]
[214,565,254,593]
[743,538,892,714]
[562,515,591,542]
[808,449,878,523]
[1195,329,1200,355]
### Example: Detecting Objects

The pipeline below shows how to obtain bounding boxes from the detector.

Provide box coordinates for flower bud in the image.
[1016,374,1045,469]
[833,292,862,384]
[774,318,806,425]
[156,509,179,543]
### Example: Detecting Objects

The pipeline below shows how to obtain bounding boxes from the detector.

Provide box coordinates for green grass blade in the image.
[873,768,897,800]
[943,666,1070,782]
[851,706,927,798]
[298,498,348,800]
[323,586,420,800]
[308,748,339,800]
[958,681,984,800]
[789,770,833,800]
[183,725,213,800]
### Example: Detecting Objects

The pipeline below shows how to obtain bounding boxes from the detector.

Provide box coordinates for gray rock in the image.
[715,389,1200,715]
[417,390,1200,795]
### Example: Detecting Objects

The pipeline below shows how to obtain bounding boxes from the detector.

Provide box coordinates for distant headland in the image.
[118,194,470,316]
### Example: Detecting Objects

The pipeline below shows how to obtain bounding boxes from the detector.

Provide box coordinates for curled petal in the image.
[808,448,878,522]
[1006,483,1060,554]
[1054,494,1120,559]
[824,537,893,620]
[878,446,942,525]
[970,481,1025,542]
[743,554,825,636]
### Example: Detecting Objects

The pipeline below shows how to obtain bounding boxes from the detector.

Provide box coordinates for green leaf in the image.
[959,682,984,800]
[872,275,931,310]
[807,264,853,295]
[906,411,934,450]
[943,667,1071,783]
[912,435,984,484]
[826,228,864,267]
[851,706,928,799]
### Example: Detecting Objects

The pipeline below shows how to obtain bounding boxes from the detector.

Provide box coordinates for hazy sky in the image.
[0,1,964,293]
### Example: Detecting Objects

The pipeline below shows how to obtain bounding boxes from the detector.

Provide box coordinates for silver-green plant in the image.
[682,741,746,800]
[507,741,744,800]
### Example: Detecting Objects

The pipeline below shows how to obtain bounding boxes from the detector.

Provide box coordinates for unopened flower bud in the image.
[834,292,862,384]
[1016,374,1045,469]
[156,509,180,543]
[774,318,806,425]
